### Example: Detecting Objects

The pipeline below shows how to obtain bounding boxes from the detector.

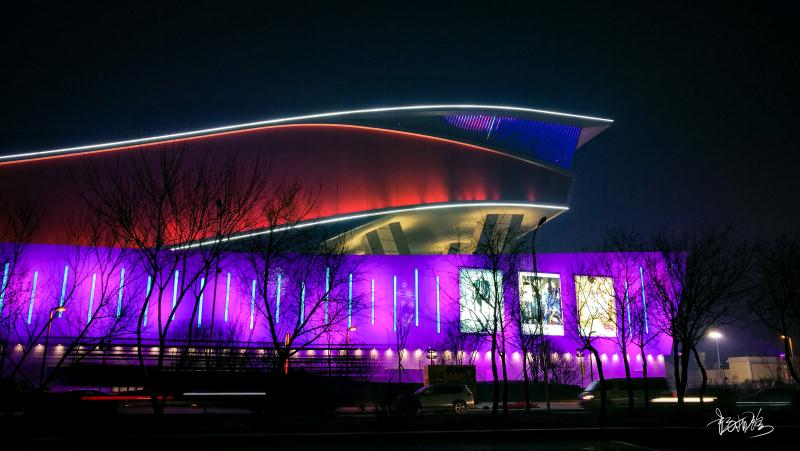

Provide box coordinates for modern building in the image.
[0,105,671,383]
[707,356,791,386]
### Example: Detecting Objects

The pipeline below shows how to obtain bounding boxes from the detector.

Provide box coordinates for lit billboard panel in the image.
[575,275,616,337]
[518,272,564,336]
[459,268,502,333]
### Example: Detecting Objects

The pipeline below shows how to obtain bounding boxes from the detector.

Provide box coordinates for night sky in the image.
[2,1,799,255]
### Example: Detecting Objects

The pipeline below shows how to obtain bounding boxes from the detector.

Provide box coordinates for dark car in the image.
[397,384,475,415]
[578,377,673,410]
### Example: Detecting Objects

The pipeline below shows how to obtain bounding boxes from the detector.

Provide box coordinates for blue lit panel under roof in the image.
[443,114,582,169]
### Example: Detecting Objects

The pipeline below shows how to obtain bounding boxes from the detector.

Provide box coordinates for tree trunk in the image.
[491,339,499,416]
[671,338,682,406]
[692,345,708,405]
[640,342,649,412]
[522,348,531,412]
[621,341,634,416]
[677,341,692,408]
[500,350,508,416]
[590,347,606,422]
[543,349,551,411]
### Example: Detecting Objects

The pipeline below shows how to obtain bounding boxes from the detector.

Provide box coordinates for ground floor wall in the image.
[1,245,671,384]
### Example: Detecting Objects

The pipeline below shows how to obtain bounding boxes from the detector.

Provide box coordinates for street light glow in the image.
[708,330,723,340]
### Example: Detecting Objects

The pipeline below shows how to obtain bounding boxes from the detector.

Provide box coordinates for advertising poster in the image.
[518,272,564,335]
[459,268,502,333]
[574,275,616,337]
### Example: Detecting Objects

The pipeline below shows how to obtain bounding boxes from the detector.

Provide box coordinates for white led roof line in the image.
[0,105,613,162]
[170,201,568,251]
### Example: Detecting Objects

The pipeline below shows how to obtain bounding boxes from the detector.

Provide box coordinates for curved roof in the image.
[0,104,612,169]
[0,104,612,253]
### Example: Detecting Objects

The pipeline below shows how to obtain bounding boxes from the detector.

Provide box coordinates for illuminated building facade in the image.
[0,105,671,382]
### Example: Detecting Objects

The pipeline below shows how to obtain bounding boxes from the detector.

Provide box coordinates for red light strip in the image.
[0,123,561,171]
[80,395,172,401]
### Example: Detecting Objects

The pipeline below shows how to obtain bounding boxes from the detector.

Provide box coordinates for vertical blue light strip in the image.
[27,271,39,324]
[625,280,632,336]
[347,273,353,328]
[275,273,282,324]
[436,276,440,334]
[0,262,9,315]
[197,277,205,328]
[117,268,125,318]
[324,267,330,324]
[224,272,231,322]
[172,270,179,321]
[300,281,306,322]
[370,278,375,325]
[639,266,649,334]
[86,273,96,324]
[143,275,152,327]
[392,275,397,332]
[58,265,69,317]
[249,279,256,330]
[414,269,419,326]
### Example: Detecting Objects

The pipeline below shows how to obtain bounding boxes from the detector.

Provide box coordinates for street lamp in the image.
[708,330,724,385]
[345,326,357,347]
[40,306,66,387]
[427,348,438,366]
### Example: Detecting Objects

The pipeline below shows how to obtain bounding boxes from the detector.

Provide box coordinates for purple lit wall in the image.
[1,244,672,383]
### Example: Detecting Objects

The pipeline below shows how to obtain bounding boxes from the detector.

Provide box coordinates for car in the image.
[578,377,673,410]
[397,384,475,415]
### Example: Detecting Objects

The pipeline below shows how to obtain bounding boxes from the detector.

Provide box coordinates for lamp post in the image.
[708,330,724,385]
[40,306,66,388]
[529,216,547,333]
[530,216,548,283]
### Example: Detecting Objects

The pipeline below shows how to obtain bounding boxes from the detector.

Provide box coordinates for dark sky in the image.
[2,1,799,254]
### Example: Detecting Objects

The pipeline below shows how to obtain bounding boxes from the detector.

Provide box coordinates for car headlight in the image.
[580,394,594,400]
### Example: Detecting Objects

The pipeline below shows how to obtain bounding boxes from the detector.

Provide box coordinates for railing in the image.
[37,337,381,379]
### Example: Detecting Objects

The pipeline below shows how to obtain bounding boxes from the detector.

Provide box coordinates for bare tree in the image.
[84,144,264,414]
[648,225,752,406]
[37,213,140,389]
[570,274,615,421]
[587,228,648,415]
[449,216,526,416]
[0,197,42,386]
[0,210,138,390]
[389,277,414,385]
[242,180,363,378]
[630,263,660,412]
[751,235,800,384]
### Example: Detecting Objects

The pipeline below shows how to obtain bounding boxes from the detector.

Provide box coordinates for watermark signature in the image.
[706,408,774,438]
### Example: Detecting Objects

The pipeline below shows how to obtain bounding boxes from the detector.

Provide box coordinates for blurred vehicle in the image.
[736,385,800,409]
[397,384,475,415]
[578,377,673,410]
